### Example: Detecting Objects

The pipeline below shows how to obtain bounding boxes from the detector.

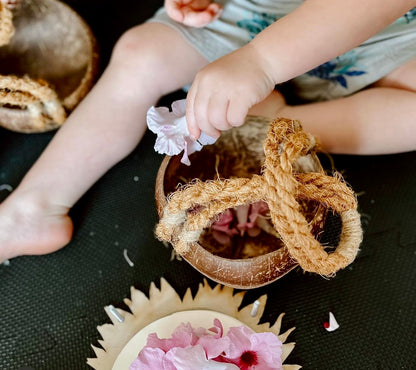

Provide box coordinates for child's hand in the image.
[164,0,222,28]
[186,44,275,139]
[0,0,20,9]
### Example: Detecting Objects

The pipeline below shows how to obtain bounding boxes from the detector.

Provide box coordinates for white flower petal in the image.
[146,100,218,165]
[199,131,217,146]
[168,346,239,370]
[186,136,203,155]
[146,106,174,133]
[155,134,185,156]
[171,99,187,116]
[173,116,189,136]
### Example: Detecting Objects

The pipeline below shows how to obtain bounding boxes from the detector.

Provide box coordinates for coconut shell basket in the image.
[155,116,363,289]
[0,0,98,133]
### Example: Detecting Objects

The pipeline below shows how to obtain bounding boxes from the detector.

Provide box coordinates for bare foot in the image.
[248,89,288,118]
[0,190,73,262]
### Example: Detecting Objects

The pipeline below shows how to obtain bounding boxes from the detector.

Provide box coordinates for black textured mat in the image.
[1,1,416,369]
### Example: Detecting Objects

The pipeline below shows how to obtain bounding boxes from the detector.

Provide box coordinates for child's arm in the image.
[164,0,222,28]
[186,0,416,138]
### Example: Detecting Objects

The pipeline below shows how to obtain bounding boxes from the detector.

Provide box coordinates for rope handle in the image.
[0,2,14,46]
[0,75,67,128]
[156,118,362,276]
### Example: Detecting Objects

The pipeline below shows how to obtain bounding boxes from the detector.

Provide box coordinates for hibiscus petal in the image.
[212,230,232,245]
[167,345,239,370]
[213,209,234,227]
[185,136,203,155]
[199,131,218,146]
[147,100,217,165]
[249,332,283,369]
[223,326,254,358]
[181,142,192,166]
[146,322,199,352]
[247,225,261,237]
[171,99,187,116]
[249,201,270,223]
[209,319,224,339]
[154,134,185,156]
[130,347,166,370]
[146,106,173,133]
[235,205,250,226]
[198,335,231,359]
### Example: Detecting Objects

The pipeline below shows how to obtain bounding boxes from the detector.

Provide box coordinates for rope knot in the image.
[156,118,362,277]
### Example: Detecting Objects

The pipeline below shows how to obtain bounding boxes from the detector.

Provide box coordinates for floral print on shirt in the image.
[237,12,277,39]
[307,50,366,89]
[403,7,416,23]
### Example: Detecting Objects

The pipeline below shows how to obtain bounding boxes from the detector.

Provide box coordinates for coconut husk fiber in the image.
[0,0,99,133]
[155,116,363,289]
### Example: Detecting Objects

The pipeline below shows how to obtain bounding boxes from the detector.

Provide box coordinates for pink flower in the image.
[130,347,172,370]
[166,345,239,370]
[146,322,199,352]
[197,319,231,359]
[147,99,217,166]
[211,209,239,244]
[222,326,283,370]
[211,202,270,244]
[130,319,283,370]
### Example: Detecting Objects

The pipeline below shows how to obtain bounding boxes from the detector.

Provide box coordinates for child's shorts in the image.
[148,0,416,102]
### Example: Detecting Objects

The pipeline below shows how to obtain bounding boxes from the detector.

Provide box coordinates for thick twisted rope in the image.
[0,2,14,46]
[0,75,66,128]
[155,118,362,276]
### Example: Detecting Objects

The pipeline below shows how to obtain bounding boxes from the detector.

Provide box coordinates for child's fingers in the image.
[208,97,233,132]
[227,99,248,128]
[164,0,185,23]
[186,84,202,140]
[181,7,221,27]
[192,89,214,137]
[187,84,221,139]
[165,0,222,27]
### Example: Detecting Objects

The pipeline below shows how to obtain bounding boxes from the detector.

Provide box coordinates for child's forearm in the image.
[250,0,416,84]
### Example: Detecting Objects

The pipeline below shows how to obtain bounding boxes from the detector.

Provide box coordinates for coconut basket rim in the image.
[154,118,329,289]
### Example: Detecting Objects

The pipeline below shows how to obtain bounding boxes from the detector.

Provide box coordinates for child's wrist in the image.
[244,41,279,86]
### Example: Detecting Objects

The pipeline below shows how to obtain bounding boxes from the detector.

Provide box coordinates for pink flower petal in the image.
[235,205,250,226]
[247,225,261,237]
[248,332,283,368]
[171,99,187,116]
[224,326,253,359]
[224,327,283,370]
[198,335,231,360]
[213,209,234,227]
[167,345,239,370]
[209,319,224,339]
[154,133,186,156]
[147,100,217,165]
[249,201,270,224]
[212,230,232,245]
[130,347,168,370]
[146,322,199,351]
[199,131,218,146]
[146,106,174,132]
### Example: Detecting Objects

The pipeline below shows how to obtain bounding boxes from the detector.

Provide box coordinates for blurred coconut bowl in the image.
[155,116,328,289]
[0,0,99,133]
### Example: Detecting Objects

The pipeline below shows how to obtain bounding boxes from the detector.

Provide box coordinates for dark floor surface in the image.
[1,1,416,369]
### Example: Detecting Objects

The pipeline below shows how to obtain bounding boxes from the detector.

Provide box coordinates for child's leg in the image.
[250,58,416,155]
[0,23,208,261]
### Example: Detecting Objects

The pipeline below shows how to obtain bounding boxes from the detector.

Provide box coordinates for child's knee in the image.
[110,25,170,75]
[111,28,147,67]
